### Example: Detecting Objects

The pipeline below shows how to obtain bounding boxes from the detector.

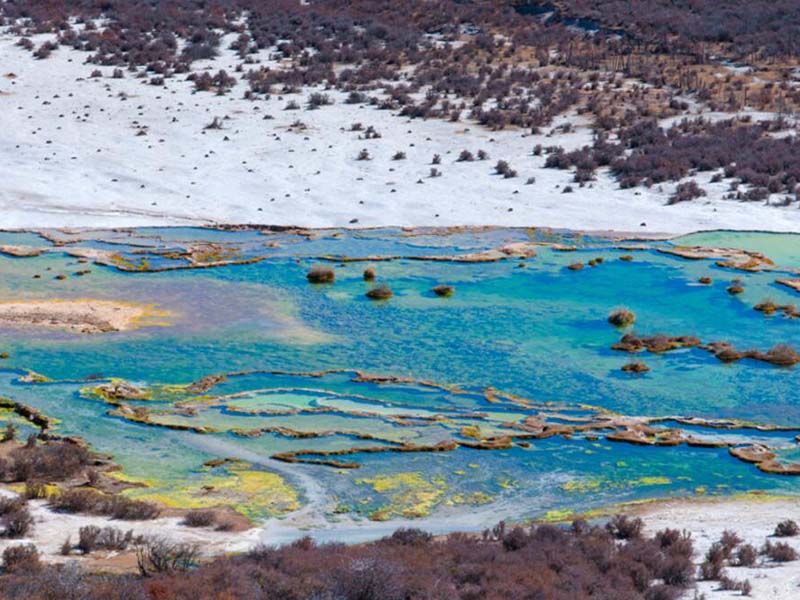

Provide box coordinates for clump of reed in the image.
[366,285,392,300]
[306,267,335,284]
[432,285,454,297]
[608,308,636,328]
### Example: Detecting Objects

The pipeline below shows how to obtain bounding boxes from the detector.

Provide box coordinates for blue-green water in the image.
[0,227,799,528]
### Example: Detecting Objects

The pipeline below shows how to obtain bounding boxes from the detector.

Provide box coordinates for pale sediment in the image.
[0,299,169,334]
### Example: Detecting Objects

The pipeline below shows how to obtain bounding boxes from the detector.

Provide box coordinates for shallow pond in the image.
[0,227,799,537]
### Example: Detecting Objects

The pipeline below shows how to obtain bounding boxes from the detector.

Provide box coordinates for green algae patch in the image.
[541,508,576,523]
[629,476,671,487]
[17,370,52,384]
[561,475,671,496]
[561,478,602,493]
[356,472,448,520]
[82,379,152,405]
[447,491,494,505]
[119,463,300,521]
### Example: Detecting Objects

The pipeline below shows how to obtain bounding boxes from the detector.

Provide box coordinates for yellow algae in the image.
[695,486,707,495]
[616,461,628,467]
[453,469,466,476]
[450,491,494,505]
[83,379,153,404]
[560,475,670,495]
[369,509,392,521]
[460,425,482,439]
[468,463,480,469]
[355,472,448,520]
[497,478,516,490]
[8,482,60,496]
[628,476,671,487]
[121,464,299,520]
[561,479,602,493]
[541,509,575,522]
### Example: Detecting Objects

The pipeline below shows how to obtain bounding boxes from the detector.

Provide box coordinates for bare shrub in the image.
[776,520,800,537]
[0,440,90,483]
[2,544,40,573]
[79,525,134,553]
[606,514,643,540]
[669,181,706,204]
[494,160,512,176]
[762,540,798,562]
[136,537,199,576]
[2,505,33,538]
[307,92,332,109]
[719,530,742,558]
[732,543,758,567]
[384,528,432,546]
[457,150,474,162]
[50,488,159,520]
[183,509,216,528]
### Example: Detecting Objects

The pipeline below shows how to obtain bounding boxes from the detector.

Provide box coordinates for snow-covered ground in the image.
[3,32,800,234]
[0,487,259,565]
[638,497,800,599]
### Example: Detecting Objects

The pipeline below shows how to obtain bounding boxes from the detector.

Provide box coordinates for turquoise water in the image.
[0,227,799,525]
